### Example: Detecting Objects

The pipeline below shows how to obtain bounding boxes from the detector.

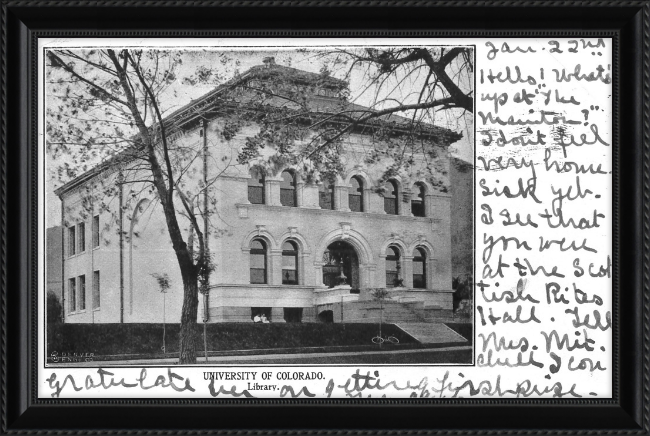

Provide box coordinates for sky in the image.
[45,47,474,227]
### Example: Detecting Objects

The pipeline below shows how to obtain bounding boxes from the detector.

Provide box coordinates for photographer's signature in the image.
[50,351,94,363]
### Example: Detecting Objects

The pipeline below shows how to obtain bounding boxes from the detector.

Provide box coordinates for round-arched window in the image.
[384,180,399,215]
[250,239,267,284]
[349,176,364,212]
[280,170,297,207]
[247,168,265,204]
[319,180,335,210]
[386,246,401,288]
[413,247,427,289]
[282,240,299,285]
[412,183,426,217]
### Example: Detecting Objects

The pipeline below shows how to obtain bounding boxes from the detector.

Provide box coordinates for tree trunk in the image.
[178,269,200,364]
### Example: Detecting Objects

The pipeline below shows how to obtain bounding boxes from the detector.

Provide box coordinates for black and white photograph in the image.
[36,36,614,400]
[44,45,475,367]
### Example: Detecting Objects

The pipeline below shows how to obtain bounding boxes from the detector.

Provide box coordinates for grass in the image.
[444,322,473,345]
[47,322,417,359]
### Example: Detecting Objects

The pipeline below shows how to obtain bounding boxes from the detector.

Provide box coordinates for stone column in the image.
[266,179,282,206]
[302,307,317,323]
[295,181,304,207]
[376,254,387,288]
[402,255,414,288]
[401,190,412,216]
[271,307,286,323]
[313,261,327,287]
[335,186,351,211]
[425,193,436,218]
[363,188,372,213]
[368,190,384,214]
[269,249,282,285]
[359,263,377,289]
[301,183,320,209]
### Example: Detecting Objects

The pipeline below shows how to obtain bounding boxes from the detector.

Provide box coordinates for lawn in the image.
[444,322,473,345]
[47,322,418,360]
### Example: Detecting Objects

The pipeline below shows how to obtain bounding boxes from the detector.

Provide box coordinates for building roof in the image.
[55,61,463,197]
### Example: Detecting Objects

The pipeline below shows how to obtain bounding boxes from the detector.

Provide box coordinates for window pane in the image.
[250,240,265,251]
[319,184,334,210]
[386,246,400,287]
[248,169,264,186]
[250,253,266,269]
[250,269,266,284]
[248,186,264,204]
[250,238,267,284]
[282,269,297,284]
[386,271,399,288]
[281,171,295,188]
[384,181,398,214]
[93,271,100,309]
[411,200,425,217]
[69,278,76,311]
[280,171,296,206]
[349,177,364,212]
[412,184,426,217]
[413,261,424,275]
[349,194,362,212]
[282,241,297,252]
[385,181,396,198]
[93,216,100,248]
[78,275,86,310]
[68,226,76,256]
[282,255,296,269]
[78,223,86,252]
[384,197,398,215]
[280,188,295,207]
[387,246,400,259]
[413,274,426,289]
[248,169,265,204]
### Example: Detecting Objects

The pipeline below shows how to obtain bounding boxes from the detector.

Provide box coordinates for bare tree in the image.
[235,47,473,192]
[48,49,232,364]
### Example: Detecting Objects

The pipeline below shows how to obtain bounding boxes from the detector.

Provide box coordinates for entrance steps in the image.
[395,322,468,345]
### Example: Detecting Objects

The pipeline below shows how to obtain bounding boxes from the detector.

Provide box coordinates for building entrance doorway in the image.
[322,240,359,289]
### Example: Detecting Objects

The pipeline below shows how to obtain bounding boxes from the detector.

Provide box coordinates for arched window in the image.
[250,239,267,284]
[386,246,401,288]
[282,240,299,285]
[349,176,364,212]
[413,247,427,289]
[319,180,335,210]
[247,168,265,204]
[411,183,426,217]
[280,170,297,207]
[384,180,399,215]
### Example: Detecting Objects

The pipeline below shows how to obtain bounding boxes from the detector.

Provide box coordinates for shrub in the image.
[46,323,416,358]
[47,291,63,324]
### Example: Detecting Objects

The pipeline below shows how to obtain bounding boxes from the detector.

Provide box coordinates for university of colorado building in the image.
[53,59,471,325]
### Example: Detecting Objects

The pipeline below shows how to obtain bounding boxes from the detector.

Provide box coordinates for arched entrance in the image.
[322,240,359,289]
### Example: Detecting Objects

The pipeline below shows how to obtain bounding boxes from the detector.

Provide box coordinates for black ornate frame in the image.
[2,1,648,433]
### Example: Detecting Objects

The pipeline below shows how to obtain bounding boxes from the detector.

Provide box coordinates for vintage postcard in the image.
[37,38,612,398]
